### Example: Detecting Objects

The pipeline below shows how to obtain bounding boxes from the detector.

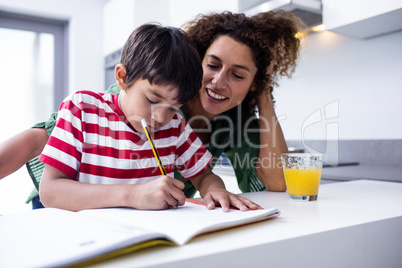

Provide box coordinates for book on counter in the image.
[0,199,280,267]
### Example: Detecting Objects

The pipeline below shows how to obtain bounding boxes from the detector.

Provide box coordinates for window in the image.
[0,11,68,214]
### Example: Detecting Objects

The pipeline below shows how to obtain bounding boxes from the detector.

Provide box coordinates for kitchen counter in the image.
[322,164,402,183]
[89,180,402,268]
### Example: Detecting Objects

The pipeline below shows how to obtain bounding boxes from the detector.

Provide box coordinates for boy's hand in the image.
[203,189,263,212]
[128,176,186,210]
[190,168,263,212]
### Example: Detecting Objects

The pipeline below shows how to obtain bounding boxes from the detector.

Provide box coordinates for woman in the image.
[173,10,305,197]
[0,10,305,207]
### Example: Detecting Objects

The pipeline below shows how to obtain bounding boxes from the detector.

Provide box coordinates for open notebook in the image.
[0,199,279,267]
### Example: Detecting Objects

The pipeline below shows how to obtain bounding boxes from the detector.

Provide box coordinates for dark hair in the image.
[120,24,202,104]
[183,12,273,117]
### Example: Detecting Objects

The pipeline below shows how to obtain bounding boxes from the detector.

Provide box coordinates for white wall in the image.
[103,0,238,55]
[103,0,169,56]
[168,0,238,28]
[274,30,402,141]
[0,0,107,93]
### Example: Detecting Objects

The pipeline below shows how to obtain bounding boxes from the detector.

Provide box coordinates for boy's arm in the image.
[0,128,48,180]
[189,168,262,212]
[40,164,186,211]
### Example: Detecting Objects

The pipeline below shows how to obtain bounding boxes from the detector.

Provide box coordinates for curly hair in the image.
[183,12,273,118]
[251,10,306,89]
[183,10,306,118]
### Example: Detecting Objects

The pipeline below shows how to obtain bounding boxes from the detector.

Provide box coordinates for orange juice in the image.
[284,168,322,196]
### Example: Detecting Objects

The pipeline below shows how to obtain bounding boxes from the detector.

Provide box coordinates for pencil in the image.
[141,119,166,175]
[141,119,179,209]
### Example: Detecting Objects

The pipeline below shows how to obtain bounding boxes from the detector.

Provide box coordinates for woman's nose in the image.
[212,71,228,89]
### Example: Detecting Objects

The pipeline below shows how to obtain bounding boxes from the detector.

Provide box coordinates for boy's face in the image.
[118,78,182,133]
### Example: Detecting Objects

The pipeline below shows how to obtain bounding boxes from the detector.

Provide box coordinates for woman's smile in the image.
[206,88,228,102]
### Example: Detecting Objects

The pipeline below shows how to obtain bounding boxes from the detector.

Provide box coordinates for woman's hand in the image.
[257,86,274,110]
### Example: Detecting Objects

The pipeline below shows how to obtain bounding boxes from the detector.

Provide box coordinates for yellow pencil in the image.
[141,119,166,175]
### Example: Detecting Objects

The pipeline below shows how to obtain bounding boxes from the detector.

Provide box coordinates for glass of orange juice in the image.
[281,153,324,201]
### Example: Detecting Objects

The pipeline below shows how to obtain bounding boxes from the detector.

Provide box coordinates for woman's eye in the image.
[146,97,158,104]
[233,73,244,80]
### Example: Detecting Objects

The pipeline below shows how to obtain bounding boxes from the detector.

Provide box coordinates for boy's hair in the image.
[120,24,203,104]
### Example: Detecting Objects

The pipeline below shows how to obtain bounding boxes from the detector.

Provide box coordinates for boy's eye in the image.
[146,96,158,104]
[169,106,178,112]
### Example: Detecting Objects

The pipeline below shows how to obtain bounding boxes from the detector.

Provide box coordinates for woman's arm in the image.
[255,92,287,192]
[0,128,48,179]
[253,45,288,192]
[39,164,186,211]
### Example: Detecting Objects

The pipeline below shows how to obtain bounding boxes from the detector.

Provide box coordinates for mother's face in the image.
[199,35,258,117]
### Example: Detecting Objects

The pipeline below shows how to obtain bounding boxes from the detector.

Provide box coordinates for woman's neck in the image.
[185,96,216,144]
[186,97,216,127]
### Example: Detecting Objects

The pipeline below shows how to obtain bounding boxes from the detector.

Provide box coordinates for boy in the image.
[39,24,260,212]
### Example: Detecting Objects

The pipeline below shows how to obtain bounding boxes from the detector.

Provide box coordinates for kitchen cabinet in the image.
[322,0,402,38]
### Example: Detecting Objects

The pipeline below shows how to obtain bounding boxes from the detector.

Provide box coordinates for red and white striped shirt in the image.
[39,90,213,185]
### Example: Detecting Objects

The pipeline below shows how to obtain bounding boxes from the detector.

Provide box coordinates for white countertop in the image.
[90,180,402,268]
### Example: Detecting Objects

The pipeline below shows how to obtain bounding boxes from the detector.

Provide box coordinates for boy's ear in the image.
[115,64,127,90]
